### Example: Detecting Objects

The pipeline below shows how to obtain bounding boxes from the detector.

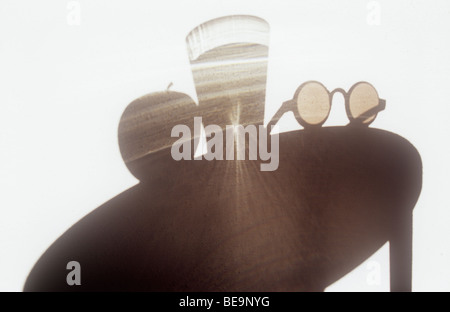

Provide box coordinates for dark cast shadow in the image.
[23,125,422,292]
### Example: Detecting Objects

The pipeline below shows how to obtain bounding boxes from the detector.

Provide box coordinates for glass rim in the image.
[186,15,270,61]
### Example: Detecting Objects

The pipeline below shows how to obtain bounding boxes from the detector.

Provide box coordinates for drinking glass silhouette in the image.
[186,15,270,131]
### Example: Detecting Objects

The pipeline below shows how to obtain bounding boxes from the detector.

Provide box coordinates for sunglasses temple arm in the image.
[379,98,386,111]
[265,100,295,131]
[359,98,387,119]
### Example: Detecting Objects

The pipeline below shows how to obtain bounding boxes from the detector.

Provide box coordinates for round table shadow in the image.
[24,126,422,292]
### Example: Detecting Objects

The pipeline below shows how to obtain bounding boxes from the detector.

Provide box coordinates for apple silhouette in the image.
[118,90,201,182]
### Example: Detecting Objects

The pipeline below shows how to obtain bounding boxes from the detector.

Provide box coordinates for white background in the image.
[1,0,449,291]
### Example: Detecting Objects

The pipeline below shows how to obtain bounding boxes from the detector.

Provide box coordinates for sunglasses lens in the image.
[348,82,379,124]
[296,82,330,126]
